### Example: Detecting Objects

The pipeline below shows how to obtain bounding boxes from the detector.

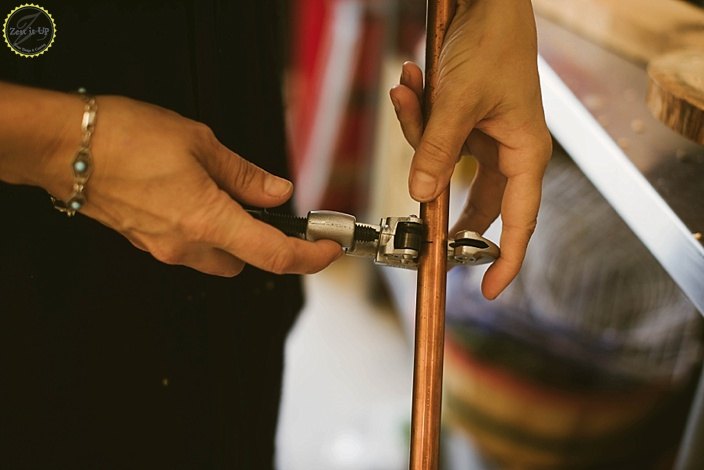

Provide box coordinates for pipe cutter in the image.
[248,210,499,270]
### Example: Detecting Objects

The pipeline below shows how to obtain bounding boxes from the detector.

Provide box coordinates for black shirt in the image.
[0,2,300,468]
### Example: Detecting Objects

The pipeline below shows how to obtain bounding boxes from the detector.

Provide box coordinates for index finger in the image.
[204,198,343,274]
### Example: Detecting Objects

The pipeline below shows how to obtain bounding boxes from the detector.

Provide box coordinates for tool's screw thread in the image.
[354,224,378,242]
[249,210,307,237]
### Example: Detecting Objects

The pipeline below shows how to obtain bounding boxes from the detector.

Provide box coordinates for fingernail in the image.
[410,171,437,201]
[265,176,293,197]
[400,67,409,84]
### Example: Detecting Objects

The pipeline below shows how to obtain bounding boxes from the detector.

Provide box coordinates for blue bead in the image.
[70,200,82,210]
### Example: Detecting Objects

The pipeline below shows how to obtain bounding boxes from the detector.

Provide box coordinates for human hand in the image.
[389,0,552,299]
[46,96,342,276]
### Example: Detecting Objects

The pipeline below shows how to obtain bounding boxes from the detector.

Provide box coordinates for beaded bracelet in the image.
[51,88,97,217]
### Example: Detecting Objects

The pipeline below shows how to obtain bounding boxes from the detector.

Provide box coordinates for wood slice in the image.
[647,50,704,144]
[533,0,704,64]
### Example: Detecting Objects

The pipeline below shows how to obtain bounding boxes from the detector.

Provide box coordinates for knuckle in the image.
[419,137,455,168]
[150,243,184,266]
[526,219,538,236]
[528,125,553,166]
[194,121,215,140]
[531,126,553,158]
[192,122,219,149]
[182,218,211,245]
[233,159,258,190]
[505,219,538,239]
[266,243,296,274]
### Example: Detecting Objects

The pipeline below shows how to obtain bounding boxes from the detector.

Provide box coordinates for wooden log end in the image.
[647,50,704,145]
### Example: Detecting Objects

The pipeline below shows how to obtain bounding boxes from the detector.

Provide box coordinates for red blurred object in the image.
[287,0,389,214]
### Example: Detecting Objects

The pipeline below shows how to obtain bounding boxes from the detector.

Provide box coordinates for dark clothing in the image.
[0,2,300,468]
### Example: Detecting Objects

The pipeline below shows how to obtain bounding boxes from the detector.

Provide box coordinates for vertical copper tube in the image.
[409,1,455,469]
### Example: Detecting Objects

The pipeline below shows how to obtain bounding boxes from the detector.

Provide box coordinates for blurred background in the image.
[275,1,704,469]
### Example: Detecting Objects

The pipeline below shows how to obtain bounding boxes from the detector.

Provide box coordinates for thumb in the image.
[201,142,293,208]
[409,98,476,202]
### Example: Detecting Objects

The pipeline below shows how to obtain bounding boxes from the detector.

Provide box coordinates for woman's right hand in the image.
[2,85,342,276]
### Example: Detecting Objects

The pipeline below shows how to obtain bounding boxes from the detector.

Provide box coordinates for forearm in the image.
[0,81,82,196]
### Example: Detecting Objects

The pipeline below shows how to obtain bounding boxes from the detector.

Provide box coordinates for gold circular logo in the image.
[3,4,56,58]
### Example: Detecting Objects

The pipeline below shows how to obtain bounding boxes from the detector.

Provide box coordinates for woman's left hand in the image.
[390,0,552,299]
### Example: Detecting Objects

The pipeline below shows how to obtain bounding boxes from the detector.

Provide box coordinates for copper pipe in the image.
[409,1,456,469]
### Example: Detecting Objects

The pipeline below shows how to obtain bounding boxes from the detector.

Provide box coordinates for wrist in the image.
[50,90,97,216]
[0,82,84,198]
